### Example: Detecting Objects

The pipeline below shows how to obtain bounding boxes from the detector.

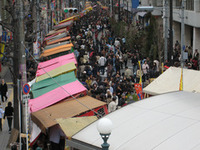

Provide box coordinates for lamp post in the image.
[97,118,113,150]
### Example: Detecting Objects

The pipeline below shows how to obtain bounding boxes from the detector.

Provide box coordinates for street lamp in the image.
[97,118,113,150]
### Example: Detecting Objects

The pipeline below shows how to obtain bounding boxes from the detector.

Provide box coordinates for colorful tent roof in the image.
[32,71,75,91]
[37,53,75,70]
[31,96,106,130]
[29,80,87,113]
[31,72,77,98]
[57,116,97,138]
[46,36,71,46]
[36,62,76,82]
[36,58,77,77]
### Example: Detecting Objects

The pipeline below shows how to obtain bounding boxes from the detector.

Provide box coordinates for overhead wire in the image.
[22,42,103,118]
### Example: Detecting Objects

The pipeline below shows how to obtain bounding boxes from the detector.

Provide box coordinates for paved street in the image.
[0,65,13,150]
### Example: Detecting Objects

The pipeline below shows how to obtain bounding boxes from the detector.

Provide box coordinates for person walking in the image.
[0,79,8,103]
[0,104,4,131]
[4,102,13,132]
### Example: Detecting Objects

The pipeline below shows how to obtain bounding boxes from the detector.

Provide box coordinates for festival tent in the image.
[44,32,68,45]
[36,58,77,77]
[40,46,71,58]
[59,15,79,24]
[36,62,76,82]
[57,116,97,139]
[31,96,108,132]
[37,53,75,70]
[32,71,75,91]
[69,91,200,150]
[44,30,66,41]
[46,36,71,46]
[40,43,73,58]
[143,67,200,96]
[29,80,87,113]
[45,28,67,37]
[44,41,71,50]
[53,20,73,30]
[31,72,77,98]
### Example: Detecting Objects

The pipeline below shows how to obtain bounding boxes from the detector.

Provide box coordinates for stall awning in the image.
[32,71,76,91]
[29,80,87,113]
[46,36,71,46]
[40,46,71,58]
[31,96,106,131]
[37,53,75,70]
[36,58,77,77]
[31,72,77,98]
[36,62,76,82]
[57,116,97,138]
[43,43,73,52]
[53,20,73,30]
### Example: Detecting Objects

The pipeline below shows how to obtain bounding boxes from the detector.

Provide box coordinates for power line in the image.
[22,42,103,118]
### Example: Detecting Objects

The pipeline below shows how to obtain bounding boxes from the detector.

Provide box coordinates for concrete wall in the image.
[193,28,200,54]
[173,21,181,45]
[185,25,192,47]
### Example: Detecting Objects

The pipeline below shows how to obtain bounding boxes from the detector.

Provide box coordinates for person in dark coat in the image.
[0,79,8,102]
[4,102,13,132]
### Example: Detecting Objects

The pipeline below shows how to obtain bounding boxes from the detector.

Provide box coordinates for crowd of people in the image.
[69,4,162,113]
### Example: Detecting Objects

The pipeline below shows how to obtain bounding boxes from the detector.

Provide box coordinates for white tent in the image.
[143,67,200,95]
[67,91,200,150]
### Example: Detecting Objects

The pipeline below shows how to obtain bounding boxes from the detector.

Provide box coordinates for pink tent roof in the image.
[29,80,87,113]
[38,53,76,70]
[36,58,77,77]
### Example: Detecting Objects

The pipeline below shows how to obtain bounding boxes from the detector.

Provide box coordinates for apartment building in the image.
[138,0,200,54]
[173,0,200,54]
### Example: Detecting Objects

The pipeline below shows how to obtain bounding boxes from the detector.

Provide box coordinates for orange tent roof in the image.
[40,46,71,58]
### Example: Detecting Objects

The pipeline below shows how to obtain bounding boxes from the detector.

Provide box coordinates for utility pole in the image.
[118,0,120,21]
[181,0,185,68]
[169,0,173,65]
[13,0,27,132]
[164,0,168,62]
[47,0,50,32]
[127,0,128,23]
[60,0,62,21]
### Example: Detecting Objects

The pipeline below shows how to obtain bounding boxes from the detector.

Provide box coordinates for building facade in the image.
[173,0,200,54]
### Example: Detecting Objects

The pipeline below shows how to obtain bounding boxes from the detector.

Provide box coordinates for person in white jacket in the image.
[98,55,107,75]
[108,98,117,113]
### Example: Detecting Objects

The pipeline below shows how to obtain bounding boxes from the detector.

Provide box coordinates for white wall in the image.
[173,21,181,45]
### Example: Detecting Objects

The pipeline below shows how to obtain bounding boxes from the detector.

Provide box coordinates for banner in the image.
[134,83,143,100]
[138,61,142,84]
[0,43,5,58]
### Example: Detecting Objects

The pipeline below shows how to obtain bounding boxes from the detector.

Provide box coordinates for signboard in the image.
[22,94,30,103]
[23,84,30,95]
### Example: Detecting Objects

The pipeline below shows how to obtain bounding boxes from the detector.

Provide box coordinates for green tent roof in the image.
[31,71,77,98]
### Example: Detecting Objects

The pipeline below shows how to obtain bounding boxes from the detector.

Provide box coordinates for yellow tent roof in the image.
[59,15,79,24]
[57,116,97,138]
[36,62,76,82]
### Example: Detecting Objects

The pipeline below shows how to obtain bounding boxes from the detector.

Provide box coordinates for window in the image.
[186,0,194,11]
[176,0,181,7]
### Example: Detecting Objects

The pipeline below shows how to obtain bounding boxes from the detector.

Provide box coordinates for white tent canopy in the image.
[143,67,200,95]
[70,91,200,150]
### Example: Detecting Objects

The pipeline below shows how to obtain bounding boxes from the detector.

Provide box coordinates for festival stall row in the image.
[29,6,108,148]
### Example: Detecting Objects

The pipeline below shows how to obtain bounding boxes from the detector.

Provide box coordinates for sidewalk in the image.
[0,64,13,150]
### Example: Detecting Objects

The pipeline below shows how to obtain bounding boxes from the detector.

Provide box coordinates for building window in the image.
[176,0,181,7]
[186,0,194,11]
